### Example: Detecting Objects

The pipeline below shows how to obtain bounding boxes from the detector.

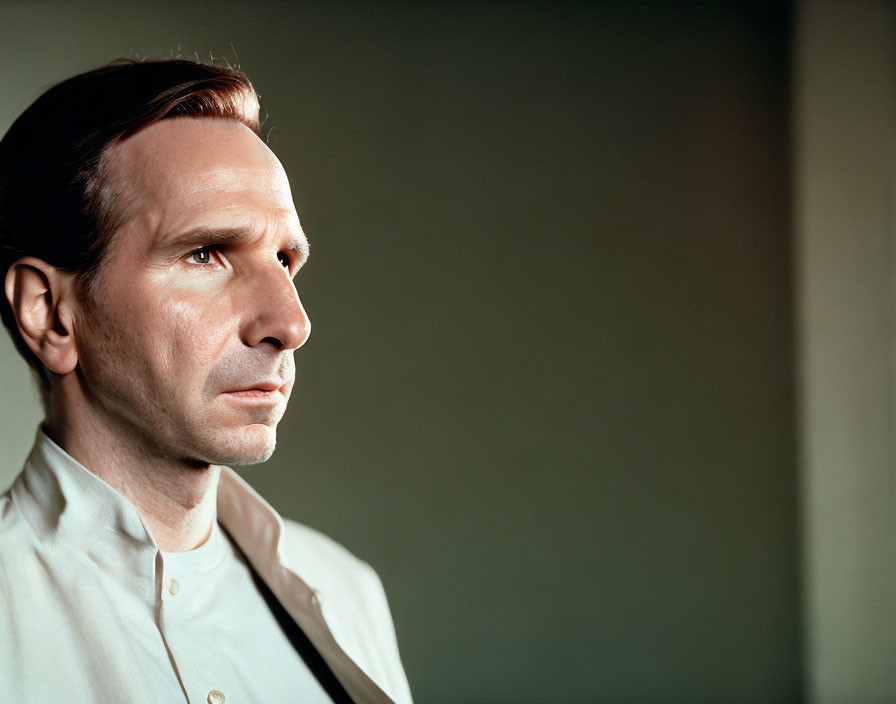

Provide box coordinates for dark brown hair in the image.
[0,57,261,388]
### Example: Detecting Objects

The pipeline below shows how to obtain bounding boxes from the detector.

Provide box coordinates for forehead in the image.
[104,117,301,244]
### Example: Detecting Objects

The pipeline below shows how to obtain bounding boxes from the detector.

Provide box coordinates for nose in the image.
[240,263,311,351]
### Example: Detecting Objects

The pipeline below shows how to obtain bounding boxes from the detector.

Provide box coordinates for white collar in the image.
[10,428,289,602]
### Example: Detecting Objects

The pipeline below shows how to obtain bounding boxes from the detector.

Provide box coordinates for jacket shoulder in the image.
[279,519,379,599]
[278,519,413,704]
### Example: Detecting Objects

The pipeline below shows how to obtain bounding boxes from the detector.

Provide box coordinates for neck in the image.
[44,389,219,553]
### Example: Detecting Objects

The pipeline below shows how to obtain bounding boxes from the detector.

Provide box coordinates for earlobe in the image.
[4,257,79,375]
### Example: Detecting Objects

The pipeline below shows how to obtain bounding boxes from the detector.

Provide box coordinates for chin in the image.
[204,423,278,466]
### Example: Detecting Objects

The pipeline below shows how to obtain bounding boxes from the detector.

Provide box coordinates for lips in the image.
[230,381,282,393]
[220,379,290,405]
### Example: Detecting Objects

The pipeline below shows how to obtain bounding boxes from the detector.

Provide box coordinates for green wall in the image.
[0,2,799,701]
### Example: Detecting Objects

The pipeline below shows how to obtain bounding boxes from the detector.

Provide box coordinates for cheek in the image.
[162,295,239,375]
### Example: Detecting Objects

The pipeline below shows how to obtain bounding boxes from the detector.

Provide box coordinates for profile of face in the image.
[73,117,311,467]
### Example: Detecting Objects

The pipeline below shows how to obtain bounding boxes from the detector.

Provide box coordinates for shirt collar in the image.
[10,428,290,606]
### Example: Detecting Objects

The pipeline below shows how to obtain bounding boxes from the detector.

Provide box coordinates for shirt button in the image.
[207,690,225,704]
[167,578,180,596]
[310,589,322,608]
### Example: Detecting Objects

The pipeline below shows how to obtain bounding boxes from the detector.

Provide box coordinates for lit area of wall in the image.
[794,2,896,702]
[0,335,42,468]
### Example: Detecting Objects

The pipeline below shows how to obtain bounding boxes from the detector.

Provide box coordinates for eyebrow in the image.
[163,225,310,266]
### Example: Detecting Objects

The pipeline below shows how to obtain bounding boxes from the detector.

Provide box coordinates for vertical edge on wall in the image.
[793,1,896,702]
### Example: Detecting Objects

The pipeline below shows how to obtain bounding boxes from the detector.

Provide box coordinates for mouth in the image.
[221,381,287,405]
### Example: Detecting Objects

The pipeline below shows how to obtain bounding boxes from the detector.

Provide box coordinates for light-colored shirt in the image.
[157,519,334,702]
[0,430,413,704]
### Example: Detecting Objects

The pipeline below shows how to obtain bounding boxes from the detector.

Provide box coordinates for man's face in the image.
[74,117,310,466]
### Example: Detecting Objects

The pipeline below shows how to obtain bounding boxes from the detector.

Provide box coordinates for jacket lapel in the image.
[216,468,397,704]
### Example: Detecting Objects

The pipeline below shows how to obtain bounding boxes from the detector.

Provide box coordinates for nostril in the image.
[259,336,286,349]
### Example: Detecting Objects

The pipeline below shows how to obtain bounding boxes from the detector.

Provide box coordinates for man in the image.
[0,58,412,704]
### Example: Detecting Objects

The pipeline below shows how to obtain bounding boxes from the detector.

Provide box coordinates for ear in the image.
[4,257,79,375]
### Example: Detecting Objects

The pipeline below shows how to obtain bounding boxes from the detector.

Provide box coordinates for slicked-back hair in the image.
[0,57,261,392]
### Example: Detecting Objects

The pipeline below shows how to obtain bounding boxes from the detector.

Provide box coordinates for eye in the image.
[187,247,216,265]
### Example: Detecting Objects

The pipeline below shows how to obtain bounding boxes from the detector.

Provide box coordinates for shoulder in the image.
[278,519,414,704]
[0,481,55,605]
[0,483,36,557]
[0,489,14,529]
[0,482,51,647]
[279,519,382,604]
